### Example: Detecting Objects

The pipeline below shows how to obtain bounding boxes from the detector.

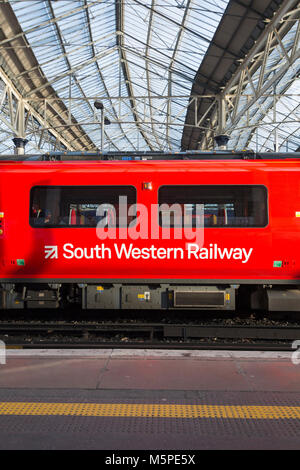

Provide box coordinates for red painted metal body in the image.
[0,159,299,283]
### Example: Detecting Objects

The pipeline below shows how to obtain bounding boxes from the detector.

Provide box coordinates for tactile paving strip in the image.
[1,402,300,419]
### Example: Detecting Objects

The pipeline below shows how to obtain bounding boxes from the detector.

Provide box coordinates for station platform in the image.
[0,348,299,450]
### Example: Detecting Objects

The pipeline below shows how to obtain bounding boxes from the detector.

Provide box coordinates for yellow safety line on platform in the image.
[0,402,299,419]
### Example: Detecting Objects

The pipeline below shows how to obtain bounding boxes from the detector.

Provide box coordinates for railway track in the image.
[0,320,299,350]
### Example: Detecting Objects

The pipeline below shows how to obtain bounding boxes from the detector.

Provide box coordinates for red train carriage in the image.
[1,151,300,312]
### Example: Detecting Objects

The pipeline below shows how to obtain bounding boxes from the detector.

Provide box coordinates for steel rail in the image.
[0,321,299,344]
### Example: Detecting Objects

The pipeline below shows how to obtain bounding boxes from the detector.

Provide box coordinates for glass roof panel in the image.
[227,19,300,153]
[7,0,229,152]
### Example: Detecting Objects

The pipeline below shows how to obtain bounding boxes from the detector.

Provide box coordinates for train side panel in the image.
[0,160,299,311]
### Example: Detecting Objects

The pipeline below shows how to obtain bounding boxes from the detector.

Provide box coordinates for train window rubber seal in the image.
[29,184,137,228]
[157,184,269,229]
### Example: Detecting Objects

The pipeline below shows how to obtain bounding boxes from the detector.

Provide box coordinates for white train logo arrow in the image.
[44,246,58,259]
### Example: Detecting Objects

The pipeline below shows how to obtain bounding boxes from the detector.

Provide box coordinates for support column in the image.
[214,134,230,150]
[214,94,229,150]
[12,137,28,155]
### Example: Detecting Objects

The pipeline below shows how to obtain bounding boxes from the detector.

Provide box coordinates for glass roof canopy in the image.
[227,16,300,153]
[9,0,229,152]
[1,0,298,155]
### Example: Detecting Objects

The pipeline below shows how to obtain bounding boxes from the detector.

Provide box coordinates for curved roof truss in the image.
[0,0,229,153]
[0,0,298,154]
[182,0,300,152]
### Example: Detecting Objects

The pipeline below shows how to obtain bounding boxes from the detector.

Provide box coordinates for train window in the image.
[158,185,268,228]
[30,186,136,228]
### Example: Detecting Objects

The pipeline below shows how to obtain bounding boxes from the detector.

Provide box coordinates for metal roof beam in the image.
[45,0,120,152]
[0,2,97,151]
[83,0,136,151]
[144,0,164,150]
[123,30,207,87]
[0,67,72,151]
[115,0,154,150]
[197,0,300,149]
[0,1,98,47]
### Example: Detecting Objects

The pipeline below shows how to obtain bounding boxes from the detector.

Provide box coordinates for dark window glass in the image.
[158,185,268,228]
[30,186,136,228]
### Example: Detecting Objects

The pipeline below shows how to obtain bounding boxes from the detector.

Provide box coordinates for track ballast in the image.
[0,310,299,350]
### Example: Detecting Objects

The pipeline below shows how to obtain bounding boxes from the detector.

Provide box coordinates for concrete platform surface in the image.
[0,349,299,391]
[0,349,299,449]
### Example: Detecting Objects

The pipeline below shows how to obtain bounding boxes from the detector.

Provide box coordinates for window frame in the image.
[157,184,269,229]
[29,184,137,229]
